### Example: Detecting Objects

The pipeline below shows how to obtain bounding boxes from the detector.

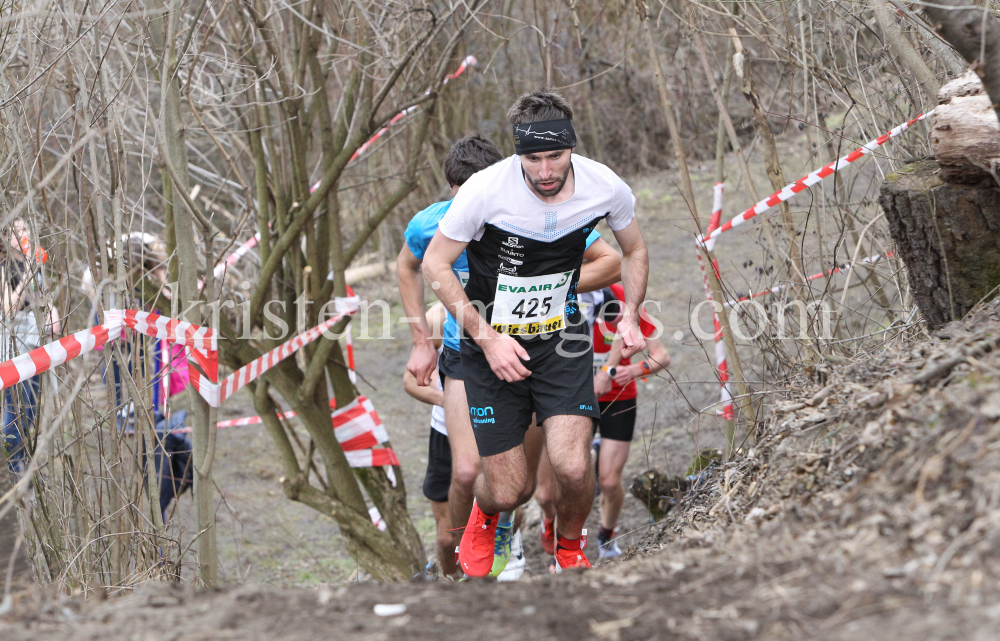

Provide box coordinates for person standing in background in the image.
[1,221,58,479]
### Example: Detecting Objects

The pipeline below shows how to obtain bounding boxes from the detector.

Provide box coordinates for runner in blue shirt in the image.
[397,134,621,576]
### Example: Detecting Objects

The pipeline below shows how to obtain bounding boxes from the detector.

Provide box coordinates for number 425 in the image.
[512,296,552,319]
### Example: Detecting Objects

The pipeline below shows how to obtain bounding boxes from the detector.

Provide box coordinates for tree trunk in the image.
[878,160,1000,329]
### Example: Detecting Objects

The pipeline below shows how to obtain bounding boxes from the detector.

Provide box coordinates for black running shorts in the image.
[422,428,452,503]
[437,345,464,381]
[460,322,600,457]
[598,398,638,442]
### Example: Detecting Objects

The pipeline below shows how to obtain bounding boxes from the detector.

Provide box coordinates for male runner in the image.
[397,134,620,574]
[536,284,670,561]
[423,90,649,575]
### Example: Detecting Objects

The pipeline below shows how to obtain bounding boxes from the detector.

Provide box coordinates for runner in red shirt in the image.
[590,283,670,558]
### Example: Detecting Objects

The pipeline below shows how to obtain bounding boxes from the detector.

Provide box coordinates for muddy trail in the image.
[6,293,1000,639]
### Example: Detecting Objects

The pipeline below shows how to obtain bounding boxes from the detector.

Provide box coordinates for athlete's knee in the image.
[600,471,623,496]
[486,481,524,512]
[553,453,592,488]
[452,458,480,492]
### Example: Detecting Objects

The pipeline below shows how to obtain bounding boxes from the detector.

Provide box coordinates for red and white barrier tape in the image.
[214,233,260,281]
[174,395,398,470]
[106,309,217,352]
[694,183,734,420]
[0,309,218,391]
[723,252,892,308]
[697,111,934,247]
[189,296,359,407]
[0,323,123,390]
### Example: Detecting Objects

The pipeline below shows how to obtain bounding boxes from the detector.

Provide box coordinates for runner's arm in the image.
[403,369,444,406]
[397,244,437,385]
[610,218,649,358]
[423,230,532,382]
[610,334,670,386]
[578,238,621,293]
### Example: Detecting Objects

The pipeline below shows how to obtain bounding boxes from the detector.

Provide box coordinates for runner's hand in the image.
[617,314,647,359]
[406,339,438,387]
[594,370,613,396]
[612,365,636,387]
[481,333,532,382]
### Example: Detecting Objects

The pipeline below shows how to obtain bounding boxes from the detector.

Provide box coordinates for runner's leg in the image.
[444,377,478,541]
[534,444,557,523]
[523,417,543,499]
[475,445,530,514]
[597,439,630,531]
[430,500,457,576]
[596,398,636,533]
[543,414,595,539]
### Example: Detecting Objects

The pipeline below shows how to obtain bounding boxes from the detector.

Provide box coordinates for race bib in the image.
[456,270,470,288]
[492,270,574,335]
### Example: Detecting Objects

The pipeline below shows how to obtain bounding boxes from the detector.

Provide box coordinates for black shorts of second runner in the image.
[437,345,464,381]
[461,322,600,458]
[422,428,452,503]
[597,398,638,442]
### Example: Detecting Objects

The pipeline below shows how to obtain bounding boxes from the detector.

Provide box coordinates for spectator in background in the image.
[1,220,58,479]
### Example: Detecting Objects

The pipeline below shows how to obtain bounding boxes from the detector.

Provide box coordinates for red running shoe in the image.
[459,500,499,577]
[540,518,555,555]
[554,530,592,572]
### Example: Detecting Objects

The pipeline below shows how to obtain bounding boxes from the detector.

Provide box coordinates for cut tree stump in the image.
[879,160,1000,329]
[931,71,1000,183]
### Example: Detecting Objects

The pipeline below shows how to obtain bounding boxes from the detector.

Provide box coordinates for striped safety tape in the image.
[174,395,398,470]
[189,297,360,407]
[694,183,734,420]
[0,323,124,390]
[697,111,934,247]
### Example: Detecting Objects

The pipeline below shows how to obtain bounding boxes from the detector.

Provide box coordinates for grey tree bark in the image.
[145,0,218,585]
[872,0,941,104]
[879,161,1000,329]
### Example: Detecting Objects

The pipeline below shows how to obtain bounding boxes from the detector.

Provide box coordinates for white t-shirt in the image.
[438,154,635,243]
[437,154,635,338]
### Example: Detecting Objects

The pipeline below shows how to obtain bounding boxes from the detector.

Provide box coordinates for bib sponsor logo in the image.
[492,316,566,335]
[493,270,574,336]
[497,283,554,293]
